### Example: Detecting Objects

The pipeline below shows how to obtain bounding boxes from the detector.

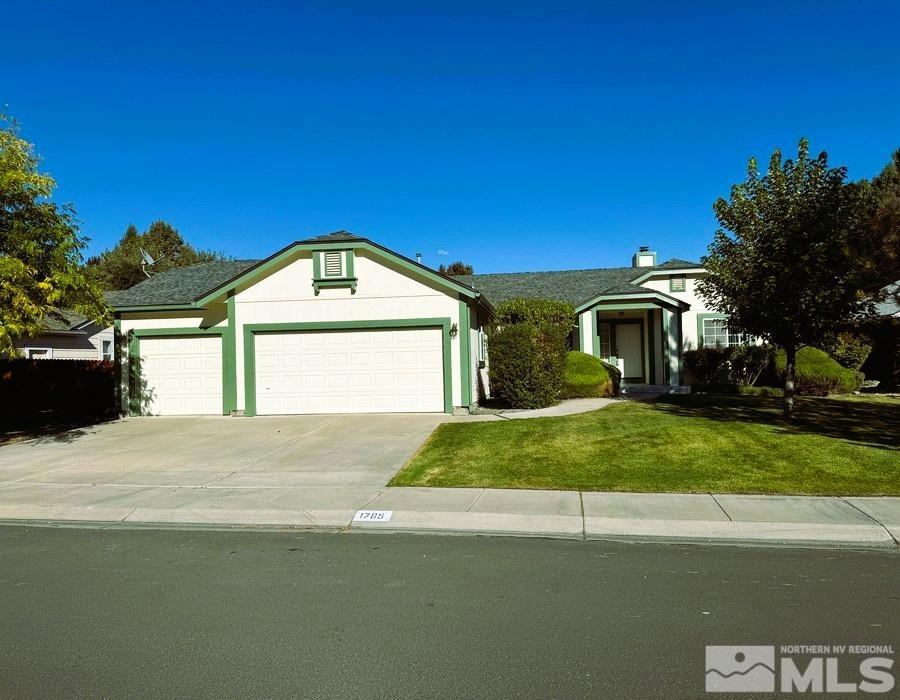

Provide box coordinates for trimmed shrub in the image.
[561,351,614,398]
[775,346,864,395]
[495,298,575,330]
[683,347,730,384]
[488,323,568,409]
[823,332,872,370]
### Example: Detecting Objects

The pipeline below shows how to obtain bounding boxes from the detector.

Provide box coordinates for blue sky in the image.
[3,1,898,273]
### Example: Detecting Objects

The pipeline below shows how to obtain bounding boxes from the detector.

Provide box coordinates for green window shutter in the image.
[669,274,686,292]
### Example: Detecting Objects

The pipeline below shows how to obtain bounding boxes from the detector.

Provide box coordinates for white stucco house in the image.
[110,232,734,416]
[14,311,114,362]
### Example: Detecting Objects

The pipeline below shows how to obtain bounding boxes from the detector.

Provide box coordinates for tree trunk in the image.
[783,343,796,419]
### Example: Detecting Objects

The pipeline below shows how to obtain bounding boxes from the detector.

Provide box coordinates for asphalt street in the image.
[0,525,896,699]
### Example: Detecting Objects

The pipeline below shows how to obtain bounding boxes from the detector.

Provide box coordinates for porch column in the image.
[578,310,596,357]
[663,309,681,386]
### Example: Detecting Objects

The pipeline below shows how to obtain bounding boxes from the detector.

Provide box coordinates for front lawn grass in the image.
[391,394,900,495]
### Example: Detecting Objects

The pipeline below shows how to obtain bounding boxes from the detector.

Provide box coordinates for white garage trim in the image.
[242,318,452,416]
[128,327,230,416]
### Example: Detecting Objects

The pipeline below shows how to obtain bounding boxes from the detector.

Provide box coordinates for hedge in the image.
[775,346,864,395]
[0,359,116,420]
[561,351,615,398]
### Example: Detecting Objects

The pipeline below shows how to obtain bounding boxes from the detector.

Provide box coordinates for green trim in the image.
[458,301,472,408]
[591,313,600,358]
[669,274,686,292]
[242,318,454,417]
[345,249,355,279]
[647,310,656,384]
[113,318,123,415]
[223,293,237,414]
[575,291,689,314]
[193,240,478,307]
[127,326,228,416]
[115,304,199,313]
[312,250,321,279]
[696,312,728,348]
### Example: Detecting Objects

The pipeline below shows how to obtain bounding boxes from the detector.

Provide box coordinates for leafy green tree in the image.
[438,260,474,275]
[87,220,225,290]
[697,139,873,417]
[0,115,107,354]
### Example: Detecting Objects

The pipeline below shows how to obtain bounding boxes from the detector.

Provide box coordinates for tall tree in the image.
[438,260,474,275]
[697,139,872,418]
[857,149,900,300]
[0,114,107,354]
[87,220,225,290]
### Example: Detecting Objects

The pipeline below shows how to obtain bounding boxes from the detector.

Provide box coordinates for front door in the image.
[615,323,644,382]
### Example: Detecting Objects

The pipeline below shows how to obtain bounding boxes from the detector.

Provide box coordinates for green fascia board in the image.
[458,301,472,408]
[242,318,454,417]
[629,266,705,285]
[194,240,479,307]
[575,291,689,314]
[114,304,200,313]
[127,326,231,416]
[695,312,728,347]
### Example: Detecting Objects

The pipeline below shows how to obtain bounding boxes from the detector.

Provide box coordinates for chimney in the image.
[632,245,657,268]
[416,252,422,264]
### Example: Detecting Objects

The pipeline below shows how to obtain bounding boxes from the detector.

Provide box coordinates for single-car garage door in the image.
[138,335,223,415]
[254,328,444,414]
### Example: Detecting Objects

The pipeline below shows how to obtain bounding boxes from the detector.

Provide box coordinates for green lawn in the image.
[391,394,900,495]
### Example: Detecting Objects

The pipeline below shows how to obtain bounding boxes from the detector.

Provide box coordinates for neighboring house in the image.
[14,310,114,361]
[109,232,730,416]
[456,246,731,387]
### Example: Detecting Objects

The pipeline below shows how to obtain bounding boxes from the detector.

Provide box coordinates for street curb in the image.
[0,505,896,549]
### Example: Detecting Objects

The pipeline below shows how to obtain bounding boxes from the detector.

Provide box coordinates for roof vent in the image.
[632,246,656,268]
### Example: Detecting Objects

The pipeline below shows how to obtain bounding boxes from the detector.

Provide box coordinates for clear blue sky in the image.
[4,1,898,273]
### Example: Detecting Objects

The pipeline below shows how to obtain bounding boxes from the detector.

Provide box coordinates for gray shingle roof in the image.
[107,260,260,307]
[299,230,363,243]
[107,247,703,310]
[41,309,92,333]
[454,258,703,306]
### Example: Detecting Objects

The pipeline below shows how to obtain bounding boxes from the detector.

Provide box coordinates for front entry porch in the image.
[574,292,688,388]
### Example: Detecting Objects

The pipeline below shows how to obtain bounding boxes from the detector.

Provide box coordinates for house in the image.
[109,232,492,416]
[110,232,733,416]
[13,310,114,362]
[455,245,731,386]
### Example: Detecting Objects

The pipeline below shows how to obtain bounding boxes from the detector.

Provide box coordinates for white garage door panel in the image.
[255,329,444,415]
[139,336,222,415]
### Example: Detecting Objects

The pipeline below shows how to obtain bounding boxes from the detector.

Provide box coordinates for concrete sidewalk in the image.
[0,481,897,548]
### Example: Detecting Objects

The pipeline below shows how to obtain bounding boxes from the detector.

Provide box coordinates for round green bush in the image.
[561,351,614,399]
[774,346,864,395]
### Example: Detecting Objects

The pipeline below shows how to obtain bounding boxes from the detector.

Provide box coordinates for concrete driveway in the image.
[0,415,444,526]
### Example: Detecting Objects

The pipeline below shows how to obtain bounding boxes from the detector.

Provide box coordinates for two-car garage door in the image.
[254,328,445,414]
[136,328,445,416]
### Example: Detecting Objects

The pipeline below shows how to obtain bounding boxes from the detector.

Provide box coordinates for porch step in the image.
[621,383,690,395]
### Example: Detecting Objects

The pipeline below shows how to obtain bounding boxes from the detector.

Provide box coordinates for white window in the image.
[598,324,611,357]
[477,329,487,364]
[702,318,748,348]
[101,339,113,361]
[323,251,343,277]
[25,347,53,359]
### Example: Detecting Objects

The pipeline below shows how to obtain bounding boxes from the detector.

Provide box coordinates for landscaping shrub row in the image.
[684,344,864,396]
[0,359,116,420]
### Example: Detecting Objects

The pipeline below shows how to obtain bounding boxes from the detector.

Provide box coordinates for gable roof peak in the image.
[301,230,363,243]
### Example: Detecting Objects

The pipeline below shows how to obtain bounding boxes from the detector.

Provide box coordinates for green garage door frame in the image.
[127,326,233,416]
[242,317,454,417]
